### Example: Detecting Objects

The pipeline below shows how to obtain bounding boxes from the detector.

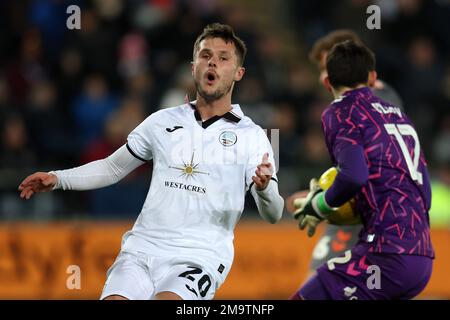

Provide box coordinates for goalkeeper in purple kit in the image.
[291,40,434,300]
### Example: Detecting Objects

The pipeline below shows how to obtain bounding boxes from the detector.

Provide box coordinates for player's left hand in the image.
[252,153,273,191]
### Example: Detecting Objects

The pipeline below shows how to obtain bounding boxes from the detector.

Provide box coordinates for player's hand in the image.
[292,178,333,237]
[18,172,58,200]
[286,190,310,214]
[252,153,273,191]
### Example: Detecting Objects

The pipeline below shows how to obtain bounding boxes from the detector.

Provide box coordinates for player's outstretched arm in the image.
[18,144,145,198]
[250,153,284,224]
[18,172,58,200]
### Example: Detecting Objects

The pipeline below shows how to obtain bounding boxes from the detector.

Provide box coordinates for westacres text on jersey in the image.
[165,181,207,194]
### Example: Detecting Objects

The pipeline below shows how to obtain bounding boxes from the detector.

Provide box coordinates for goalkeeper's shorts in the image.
[310,224,361,270]
[297,246,432,300]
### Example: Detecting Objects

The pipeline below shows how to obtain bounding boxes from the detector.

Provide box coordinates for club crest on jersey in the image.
[219,131,237,147]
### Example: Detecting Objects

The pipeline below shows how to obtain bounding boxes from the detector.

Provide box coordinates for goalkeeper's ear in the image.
[322,75,333,93]
[368,70,377,87]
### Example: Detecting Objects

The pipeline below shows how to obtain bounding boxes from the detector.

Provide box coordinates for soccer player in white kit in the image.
[18,23,284,300]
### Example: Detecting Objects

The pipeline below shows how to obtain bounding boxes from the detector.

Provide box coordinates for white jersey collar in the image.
[188,101,243,128]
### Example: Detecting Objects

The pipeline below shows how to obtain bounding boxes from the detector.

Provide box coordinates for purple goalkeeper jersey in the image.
[321,87,434,258]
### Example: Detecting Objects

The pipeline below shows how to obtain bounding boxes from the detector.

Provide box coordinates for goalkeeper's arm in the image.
[298,144,369,219]
[325,144,369,207]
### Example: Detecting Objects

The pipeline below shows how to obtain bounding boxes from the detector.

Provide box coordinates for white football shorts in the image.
[100,250,220,300]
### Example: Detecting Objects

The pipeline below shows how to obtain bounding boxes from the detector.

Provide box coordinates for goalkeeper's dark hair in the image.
[326,40,376,89]
[193,23,247,66]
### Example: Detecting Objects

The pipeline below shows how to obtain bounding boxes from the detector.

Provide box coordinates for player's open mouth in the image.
[205,71,218,84]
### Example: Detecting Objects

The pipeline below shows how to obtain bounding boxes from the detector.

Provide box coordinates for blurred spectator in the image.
[81,97,147,164]
[92,0,124,22]
[118,32,149,79]
[0,114,35,169]
[159,65,195,109]
[65,8,121,85]
[81,97,151,217]
[295,126,332,189]
[382,0,428,47]
[256,35,289,97]
[57,48,84,109]
[432,113,450,166]
[71,73,120,150]
[0,113,57,220]
[129,0,174,32]
[270,102,301,168]
[6,27,47,106]
[24,80,76,166]
[400,36,444,106]
[0,75,13,119]
[28,0,71,61]
[284,63,316,106]
[444,66,450,101]
[125,71,158,114]
[236,75,274,129]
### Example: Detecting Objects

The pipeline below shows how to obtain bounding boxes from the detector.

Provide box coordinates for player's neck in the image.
[332,84,367,99]
[195,94,233,120]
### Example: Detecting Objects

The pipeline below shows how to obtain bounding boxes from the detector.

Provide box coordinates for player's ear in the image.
[373,79,385,90]
[368,70,377,87]
[322,75,333,93]
[191,61,194,76]
[234,66,245,82]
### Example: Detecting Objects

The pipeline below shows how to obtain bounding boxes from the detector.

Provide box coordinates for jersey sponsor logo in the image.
[169,151,209,180]
[164,181,206,194]
[219,131,237,147]
[166,125,184,132]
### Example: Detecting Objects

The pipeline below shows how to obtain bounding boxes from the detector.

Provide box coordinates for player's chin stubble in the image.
[195,79,233,103]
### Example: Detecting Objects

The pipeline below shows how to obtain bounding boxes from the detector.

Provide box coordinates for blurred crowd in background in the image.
[0,0,449,225]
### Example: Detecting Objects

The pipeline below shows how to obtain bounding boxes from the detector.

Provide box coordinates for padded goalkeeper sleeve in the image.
[251,180,284,224]
[51,144,145,191]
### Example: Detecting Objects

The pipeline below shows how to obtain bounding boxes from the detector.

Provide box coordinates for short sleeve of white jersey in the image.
[245,126,277,190]
[126,114,155,161]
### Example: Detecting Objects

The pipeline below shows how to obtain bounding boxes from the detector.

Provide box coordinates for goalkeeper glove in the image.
[293,178,336,237]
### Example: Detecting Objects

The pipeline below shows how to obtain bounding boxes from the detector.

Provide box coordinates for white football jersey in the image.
[121,102,277,282]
